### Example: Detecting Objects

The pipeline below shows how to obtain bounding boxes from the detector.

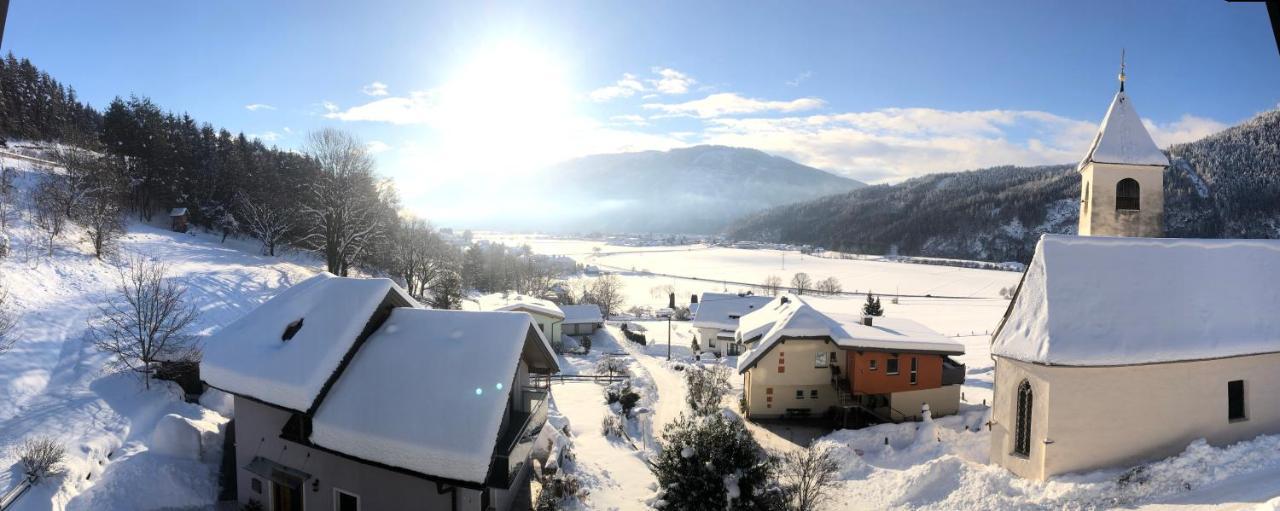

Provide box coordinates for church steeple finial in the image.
[1119,49,1126,92]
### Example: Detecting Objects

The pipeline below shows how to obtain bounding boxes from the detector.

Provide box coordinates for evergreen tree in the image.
[863,293,884,316]
[651,413,785,510]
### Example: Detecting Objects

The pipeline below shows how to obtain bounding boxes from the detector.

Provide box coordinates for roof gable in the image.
[991,235,1280,366]
[692,292,773,330]
[1077,91,1169,171]
[309,308,557,484]
[201,273,415,412]
[559,304,603,324]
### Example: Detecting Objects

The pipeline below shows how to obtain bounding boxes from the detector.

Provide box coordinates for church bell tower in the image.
[1077,53,1169,238]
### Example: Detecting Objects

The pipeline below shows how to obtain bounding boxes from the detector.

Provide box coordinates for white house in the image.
[691,292,773,356]
[989,69,1280,480]
[559,304,603,338]
[202,273,560,510]
[475,293,566,345]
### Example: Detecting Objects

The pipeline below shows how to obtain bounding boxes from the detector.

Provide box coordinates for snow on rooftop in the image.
[992,235,1280,366]
[201,273,412,411]
[560,304,603,324]
[737,295,961,373]
[1077,91,1170,171]
[475,293,565,320]
[691,292,773,331]
[310,308,555,484]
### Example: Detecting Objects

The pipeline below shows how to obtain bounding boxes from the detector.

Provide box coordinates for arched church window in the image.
[1014,380,1033,457]
[1116,178,1140,210]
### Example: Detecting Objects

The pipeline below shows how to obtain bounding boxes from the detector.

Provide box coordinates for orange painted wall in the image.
[846,351,944,394]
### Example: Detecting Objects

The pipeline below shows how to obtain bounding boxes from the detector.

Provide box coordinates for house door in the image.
[271,475,303,511]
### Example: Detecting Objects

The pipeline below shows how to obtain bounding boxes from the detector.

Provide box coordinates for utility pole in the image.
[667,315,672,361]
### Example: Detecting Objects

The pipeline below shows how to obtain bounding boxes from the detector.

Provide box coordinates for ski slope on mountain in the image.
[0,158,319,509]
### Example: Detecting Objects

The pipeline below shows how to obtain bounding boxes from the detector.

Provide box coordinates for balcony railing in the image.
[487,388,549,488]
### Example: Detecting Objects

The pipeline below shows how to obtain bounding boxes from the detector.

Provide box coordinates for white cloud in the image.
[249,131,281,142]
[644,93,825,118]
[362,81,389,96]
[786,71,812,87]
[608,114,649,126]
[245,103,276,111]
[589,73,646,102]
[366,140,392,154]
[649,67,695,94]
[1143,114,1228,147]
[324,91,439,125]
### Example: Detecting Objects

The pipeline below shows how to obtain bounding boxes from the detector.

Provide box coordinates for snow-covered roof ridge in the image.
[1077,90,1170,171]
[991,234,1280,366]
[310,308,558,484]
[559,304,603,324]
[475,292,565,319]
[200,273,417,412]
[737,294,962,373]
[692,292,774,331]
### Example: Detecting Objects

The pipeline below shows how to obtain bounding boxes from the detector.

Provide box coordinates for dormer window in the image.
[282,318,304,341]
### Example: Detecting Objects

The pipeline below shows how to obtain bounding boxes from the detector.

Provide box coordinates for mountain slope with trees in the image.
[725,109,1280,263]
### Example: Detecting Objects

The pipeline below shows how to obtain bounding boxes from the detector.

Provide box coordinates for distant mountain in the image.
[511,145,864,233]
[724,109,1280,263]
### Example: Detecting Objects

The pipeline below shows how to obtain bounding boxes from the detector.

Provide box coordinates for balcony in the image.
[486,388,549,488]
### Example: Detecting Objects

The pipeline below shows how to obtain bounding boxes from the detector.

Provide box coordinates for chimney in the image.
[862,315,873,327]
[690,294,698,304]
[668,292,676,309]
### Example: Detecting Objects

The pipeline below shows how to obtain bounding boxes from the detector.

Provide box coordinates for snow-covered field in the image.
[0,159,319,509]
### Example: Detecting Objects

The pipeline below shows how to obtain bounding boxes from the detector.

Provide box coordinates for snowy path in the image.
[0,210,317,509]
[554,382,655,510]
[612,323,688,441]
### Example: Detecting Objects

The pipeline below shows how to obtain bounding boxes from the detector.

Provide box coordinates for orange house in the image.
[736,294,965,424]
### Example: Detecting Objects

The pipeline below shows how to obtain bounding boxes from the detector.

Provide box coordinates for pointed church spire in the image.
[1118,49,1126,92]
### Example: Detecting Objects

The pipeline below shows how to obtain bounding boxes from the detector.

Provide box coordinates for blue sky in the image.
[5,0,1278,221]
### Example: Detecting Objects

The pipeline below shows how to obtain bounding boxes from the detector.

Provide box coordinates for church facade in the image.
[988,69,1280,480]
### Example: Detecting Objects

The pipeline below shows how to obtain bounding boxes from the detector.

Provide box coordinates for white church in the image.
[988,65,1280,480]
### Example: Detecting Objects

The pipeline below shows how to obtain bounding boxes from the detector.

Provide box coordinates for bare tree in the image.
[583,274,626,319]
[0,281,17,355]
[300,128,394,276]
[596,357,629,379]
[237,192,295,256]
[790,272,813,295]
[0,163,16,230]
[762,274,784,296]
[77,175,126,259]
[88,255,200,390]
[29,173,67,256]
[815,276,842,296]
[684,364,732,415]
[778,442,841,511]
[16,436,66,482]
[49,145,110,218]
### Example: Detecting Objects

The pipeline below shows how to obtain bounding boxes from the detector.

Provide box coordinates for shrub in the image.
[600,415,624,438]
[777,442,841,510]
[618,387,641,417]
[684,365,732,415]
[17,436,66,481]
[535,471,587,510]
[651,413,785,510]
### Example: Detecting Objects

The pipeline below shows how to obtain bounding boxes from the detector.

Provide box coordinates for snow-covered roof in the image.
[737,295,962,373]
[475,293,565,320]
[691,292,773,331]
[559,304,603,324]
[201,273,417,412]
[1077,91,1170,171]
[169,207,188,216]
[992,235,1280,366]
[311,308,557,485]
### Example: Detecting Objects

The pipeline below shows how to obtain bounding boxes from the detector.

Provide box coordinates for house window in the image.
[1014,380,1033,457]
[795,390,804,400]
[869,359,877,371]
[815,352,828,368]
[251,478,262,494]
[1228,380,1247,421]
[886,357,899,375]
[809,389,818,399]
[830,352,838,366]
[1116,178,1140,210]
[909,357,918,385]
[335,488,361,511]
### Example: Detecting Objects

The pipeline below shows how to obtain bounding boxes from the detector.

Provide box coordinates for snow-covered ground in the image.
[0,159,319,509]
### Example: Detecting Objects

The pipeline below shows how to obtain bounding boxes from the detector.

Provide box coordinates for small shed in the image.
[169,208,189,233]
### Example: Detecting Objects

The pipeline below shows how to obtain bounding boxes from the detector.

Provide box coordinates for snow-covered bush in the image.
[651,413,785,510]
[777,442,841,511]
[684,365,732,415]
[596,357,629,380]
[600,414,624,438]
[603,381,641,417]
[0,280,15,354]
[17,436,65,482]
[534,471,587,511]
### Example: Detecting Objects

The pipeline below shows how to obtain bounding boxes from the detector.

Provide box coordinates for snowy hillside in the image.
[0,155,320,509]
